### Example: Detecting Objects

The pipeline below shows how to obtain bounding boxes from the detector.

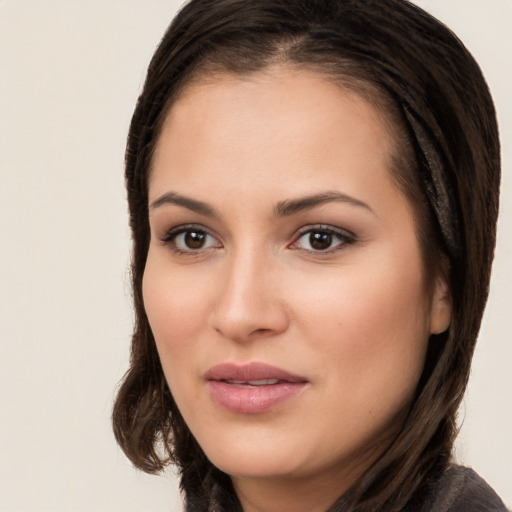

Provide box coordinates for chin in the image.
[213,457,302,481]
[202,435,307,480]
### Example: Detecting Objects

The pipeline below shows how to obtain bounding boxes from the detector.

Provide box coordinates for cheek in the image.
[296,262,427,339]
[142,255,213,368]
[290,249,430,389]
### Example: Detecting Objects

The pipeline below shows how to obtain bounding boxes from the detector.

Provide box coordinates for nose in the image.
[208,249,289,343]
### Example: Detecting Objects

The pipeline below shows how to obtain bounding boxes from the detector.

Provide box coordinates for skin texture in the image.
[143,67,452,512]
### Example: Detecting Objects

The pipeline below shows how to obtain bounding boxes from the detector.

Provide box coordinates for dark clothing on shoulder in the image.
[403,465,509,512]
[203,465,508,511]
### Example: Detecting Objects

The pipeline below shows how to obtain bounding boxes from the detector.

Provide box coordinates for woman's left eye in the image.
[291,226,354,253]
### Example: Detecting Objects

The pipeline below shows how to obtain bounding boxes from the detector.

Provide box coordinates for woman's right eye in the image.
[162,226,222,254]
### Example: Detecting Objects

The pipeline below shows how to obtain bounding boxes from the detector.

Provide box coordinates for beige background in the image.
[0,1,510,510]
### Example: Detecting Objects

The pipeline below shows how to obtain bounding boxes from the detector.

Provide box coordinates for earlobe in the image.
[430,276,452,335]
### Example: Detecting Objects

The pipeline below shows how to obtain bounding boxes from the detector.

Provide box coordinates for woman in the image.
[112,0,507,510]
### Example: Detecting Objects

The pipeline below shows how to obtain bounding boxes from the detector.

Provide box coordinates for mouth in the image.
[205,362,308,414]
[220,378,282,388]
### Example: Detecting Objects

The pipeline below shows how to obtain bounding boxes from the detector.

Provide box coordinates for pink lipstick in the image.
[205,362,308,414]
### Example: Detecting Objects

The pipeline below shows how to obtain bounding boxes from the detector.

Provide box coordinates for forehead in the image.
[151,67,395,191]
[165,66,388,128]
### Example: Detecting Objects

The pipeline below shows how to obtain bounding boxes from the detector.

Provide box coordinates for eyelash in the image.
[160,224,221,255]
[290,225,356,254]
[160,224,356,256]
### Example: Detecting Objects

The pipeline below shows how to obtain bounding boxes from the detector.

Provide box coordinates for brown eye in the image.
[309,232,333,251]
[165,227,221,253]
[292,226,354,253]
[184,230,207,249]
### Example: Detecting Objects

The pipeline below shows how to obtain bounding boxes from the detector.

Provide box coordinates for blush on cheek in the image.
[143,259,206,336]
[305,272,428,387]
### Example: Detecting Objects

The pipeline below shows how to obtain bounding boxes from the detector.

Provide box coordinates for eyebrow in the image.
[150,192,220,217]
[149,190,374,217]
[274,191,374,217]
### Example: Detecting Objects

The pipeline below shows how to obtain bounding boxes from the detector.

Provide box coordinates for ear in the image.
[429,275,452,334]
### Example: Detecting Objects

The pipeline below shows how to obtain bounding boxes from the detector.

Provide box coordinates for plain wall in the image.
[0,1,510,510]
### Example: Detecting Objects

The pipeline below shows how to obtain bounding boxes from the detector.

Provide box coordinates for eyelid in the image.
[160,223,214,240]
[159,223,223,253]
[289,224,356,253]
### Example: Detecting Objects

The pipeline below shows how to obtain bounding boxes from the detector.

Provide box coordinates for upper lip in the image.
[205,362,308,383]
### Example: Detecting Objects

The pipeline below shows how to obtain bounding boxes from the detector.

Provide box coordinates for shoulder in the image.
[405,465,509,512]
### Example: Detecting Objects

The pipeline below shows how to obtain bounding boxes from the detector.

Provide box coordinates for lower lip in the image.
[208,380,306,414]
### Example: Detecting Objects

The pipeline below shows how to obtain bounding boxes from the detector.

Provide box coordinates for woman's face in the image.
[143,68,451,497]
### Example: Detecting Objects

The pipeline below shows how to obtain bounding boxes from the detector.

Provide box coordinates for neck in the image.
[231,460,366,512]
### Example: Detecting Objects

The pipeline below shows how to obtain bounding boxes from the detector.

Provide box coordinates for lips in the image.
[205,362,308,414]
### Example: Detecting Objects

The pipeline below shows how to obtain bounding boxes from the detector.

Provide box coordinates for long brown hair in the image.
[112,1,500,510]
